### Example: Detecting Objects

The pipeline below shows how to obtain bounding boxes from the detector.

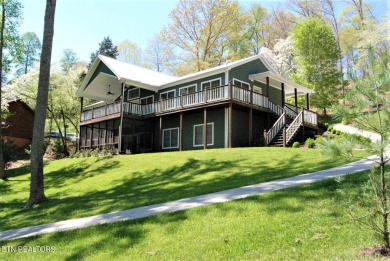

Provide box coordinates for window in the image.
[201,79,221,90]
[179,85,196,95]
[162,128,179,149]
[140,95,154,105]
[127,88,140,100]
[193,123,214,147]
[233,79,250,90]
[253,86,262,94]
[160,90,175,100]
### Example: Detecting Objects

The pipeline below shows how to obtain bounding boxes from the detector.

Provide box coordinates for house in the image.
[2,99,35,148]
[76,53,318,153]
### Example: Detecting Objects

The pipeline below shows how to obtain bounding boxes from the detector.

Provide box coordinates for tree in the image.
[25,0,56,209]
[117,40,144,66]
[0,0,22,181]
[291,18,341,115]
[146,32,175,74]
[162,0,243,74]
[321,50,390,249]
[16,32,41,75]
[60,49,77,73]
[89,36,118,67]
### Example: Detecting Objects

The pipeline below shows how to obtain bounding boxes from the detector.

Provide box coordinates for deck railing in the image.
[286,110,303,144]
[80,84,318,128]
[265,112,286,145]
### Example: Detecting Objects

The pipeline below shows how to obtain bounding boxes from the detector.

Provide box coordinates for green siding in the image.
[86,62,116,88]
[229,59,267,87]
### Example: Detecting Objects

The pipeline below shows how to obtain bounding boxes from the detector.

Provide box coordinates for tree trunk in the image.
[0,1,7,180]
[24,0,56,209]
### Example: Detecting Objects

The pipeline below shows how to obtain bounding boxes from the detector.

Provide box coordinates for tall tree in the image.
[0,0,22,181]
[89,36,118,67]
[60,48,77,73]
[162,0,243,74]
[117,39,144,66]
[16,32,41,75]
[291,18,341,115]
[25,0,56,208]
[146,32,175,74]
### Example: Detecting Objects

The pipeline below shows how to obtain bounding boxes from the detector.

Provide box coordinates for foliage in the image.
[291,18,341,115]
[261,37,295,78]
[89,36,118,67]
[292,141,300,148]
[117,39,147,67]
[321,51,390,247]
[1,147,368,231]
[305,138,315,148]
[15,32,41,76]
[162,0,244,74]
[59,49,78,73]
[2,139,17,169]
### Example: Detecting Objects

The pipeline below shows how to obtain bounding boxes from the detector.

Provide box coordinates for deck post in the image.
[180,112,183,151]
[228,80,232,99]
[118,83,125,154]
[250,85,253,105]
[264,129,268,146]
[281,83,285,108]
[159,116,163,152]
[266,77,270,97]
[228,103,232,148]
[78,97,84,151]
[294,88,298,112]
[283,127,286,147]
[306,93,310,110]
[301,107,305,141]
[203,108,207,149]
[249,108,253,146]
[204,85,208,103]
[90,125,93,149]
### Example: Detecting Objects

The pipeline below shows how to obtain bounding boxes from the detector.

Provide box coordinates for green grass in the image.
[0,148,368,232]
[0,169,385,260]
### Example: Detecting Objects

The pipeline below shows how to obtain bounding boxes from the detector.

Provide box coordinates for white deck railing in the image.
[265,113,285,145]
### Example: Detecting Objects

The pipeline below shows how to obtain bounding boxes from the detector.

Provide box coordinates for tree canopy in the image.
[16,32,41,75]
[89,36,118,67]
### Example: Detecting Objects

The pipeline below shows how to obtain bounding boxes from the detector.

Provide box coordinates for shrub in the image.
[341,118,350,125]
[327,126,333,131]
[91,148,100,157]
[292,141,300,148]
[3,140,17,170]
[323,122,329,128]
[305,138,316,148]
[336,130,342,135]
[331,128,337,134]
[111,148,118,156]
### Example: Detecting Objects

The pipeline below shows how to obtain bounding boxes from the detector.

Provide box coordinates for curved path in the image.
[0,125,385,241]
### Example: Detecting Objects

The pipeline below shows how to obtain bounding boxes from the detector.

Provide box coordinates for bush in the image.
[327,126,333,131]
[331,128,337,134]
[305,138,316,148]
[292,141,300,148]
[341,118,350,125]
[336,130,342,135]
[323,122,330,128]
[3,140,17,170]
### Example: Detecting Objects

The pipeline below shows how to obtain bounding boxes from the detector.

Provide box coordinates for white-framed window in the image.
[193,122,214,147]
[253,85,262,94]
[160,90,175,100]
[127,88,140,101]
[140,95,154,105]
[201,78,221,90]
[162,127,179,149]
[179,84,197,95]
[233,78,250,90]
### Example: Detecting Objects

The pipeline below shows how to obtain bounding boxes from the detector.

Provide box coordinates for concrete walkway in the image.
[333,123,381,142]
[0,124,384,241]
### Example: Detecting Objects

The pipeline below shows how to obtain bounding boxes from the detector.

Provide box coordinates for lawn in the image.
[0,168,384,260]
[0,147,368,232]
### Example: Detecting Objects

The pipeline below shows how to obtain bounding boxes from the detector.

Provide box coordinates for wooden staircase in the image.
[268,116,294,147]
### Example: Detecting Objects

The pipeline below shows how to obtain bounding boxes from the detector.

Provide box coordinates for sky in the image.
[18,0,389,66]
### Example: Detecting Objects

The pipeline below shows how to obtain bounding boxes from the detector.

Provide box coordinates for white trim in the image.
[232,78,250,89]
[127,88,140,101]
[179,84,197,95]
[224,108,228,148]
[200,78,222,90]
[140,95,154,104]
[193,122,214,147]
[160,89,176,100]
[162,127,179,149]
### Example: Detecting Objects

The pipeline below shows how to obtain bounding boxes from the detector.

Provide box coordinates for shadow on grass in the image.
[1,151,357,232]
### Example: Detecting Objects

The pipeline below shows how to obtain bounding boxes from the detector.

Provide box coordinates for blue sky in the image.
[19,0,388,65]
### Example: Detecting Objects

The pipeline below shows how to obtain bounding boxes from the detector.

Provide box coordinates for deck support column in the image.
[301,108,305,141]
[203,108,207,149]
[306,93,310,110]
[249,108,253,146]
[228,80,232,99]
[118,83,125,154]
[78,97,84,151]
[228,103,232,148]
[294,88,298,112]
[281,82,285,108]
[266,77,270,97]
[159,116,163,152]
[180,112,183,151]
[282,127,286,147]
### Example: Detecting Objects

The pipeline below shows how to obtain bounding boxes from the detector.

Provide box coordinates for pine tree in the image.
[89,36,118,67]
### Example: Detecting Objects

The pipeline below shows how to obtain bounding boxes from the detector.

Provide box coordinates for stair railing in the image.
[284,104,298,118]
[285,110,303,145]
[264,111,286,145]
